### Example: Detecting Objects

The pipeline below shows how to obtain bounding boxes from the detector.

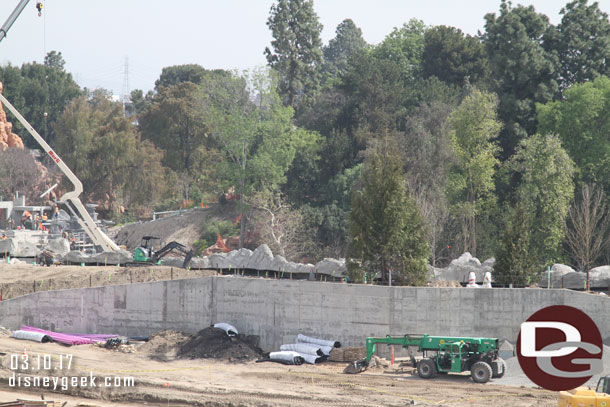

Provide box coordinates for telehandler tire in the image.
[417,358,437,379]
[471,361,492,383]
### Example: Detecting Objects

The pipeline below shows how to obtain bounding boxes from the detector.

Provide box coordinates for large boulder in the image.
[538,263,610,289]
[225,248,253,268]
[451,252,481,267]
[12,241,38,257]
[314,258,346,278]
[63,251,91,264]
[209,252,230,269]
[0,238,17,256]
[271,255,289,272]
[47,238,70,257]
[246,244,275,270]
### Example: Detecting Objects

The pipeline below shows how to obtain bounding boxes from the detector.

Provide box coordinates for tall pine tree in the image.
[348,139,429,285]
[264,0,323,108]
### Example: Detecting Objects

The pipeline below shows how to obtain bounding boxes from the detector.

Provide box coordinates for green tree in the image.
[551,0,610,92]
[206,69,319,247]
[446,88,501,257]
[154,64,209,90]
[482,0,558,159]
[373,19,426,82]
[401,101,456,266]
[322,19,368,82]
[0,51,82,148]
[537,76,610,193]
[138,82,209,176]
[53,92,166,213]
[423,25,488,86]
[348,141,430,286]
[493,203,536,286]
[128,89,154,117]
[265,0,323,107]
[508,133,574,266]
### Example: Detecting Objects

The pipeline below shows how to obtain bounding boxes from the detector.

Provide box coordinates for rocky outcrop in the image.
[428,252,494,283]
[63,250,132,265]
[161,244,345,277]
[0,82,24,151]
[540,264,610,289]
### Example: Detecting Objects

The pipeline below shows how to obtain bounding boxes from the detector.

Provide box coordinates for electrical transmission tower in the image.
[121,56,130,104]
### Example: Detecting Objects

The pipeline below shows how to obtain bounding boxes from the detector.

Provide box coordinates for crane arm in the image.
[0,0,31,43]
[0,92,120,252]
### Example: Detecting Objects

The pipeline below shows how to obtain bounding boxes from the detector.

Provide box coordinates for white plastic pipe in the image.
[269,351,303,365]
[280,343,323,356]
[213,323,238,336]
[297,333,341,348]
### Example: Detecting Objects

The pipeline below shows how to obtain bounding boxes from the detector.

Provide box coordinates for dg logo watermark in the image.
[517,305,603,391]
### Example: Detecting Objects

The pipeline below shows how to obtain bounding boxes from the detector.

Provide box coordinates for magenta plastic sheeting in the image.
[65,334,118,340]
[20,325,94,346]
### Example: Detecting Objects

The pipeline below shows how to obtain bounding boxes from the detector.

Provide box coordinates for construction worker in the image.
[52,205,59,220]
[1,234,6,239]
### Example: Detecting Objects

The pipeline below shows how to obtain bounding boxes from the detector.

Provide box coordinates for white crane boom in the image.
[0,93,120,252]
[0,0,119,252]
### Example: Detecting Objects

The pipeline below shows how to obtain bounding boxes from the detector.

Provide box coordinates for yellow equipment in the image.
[558,376,610,407]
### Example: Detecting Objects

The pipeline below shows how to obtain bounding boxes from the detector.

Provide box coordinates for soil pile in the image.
[177,327,263,361]
[138,329,190,361]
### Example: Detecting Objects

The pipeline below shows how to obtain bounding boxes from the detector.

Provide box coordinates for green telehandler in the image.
[359,334,505,383]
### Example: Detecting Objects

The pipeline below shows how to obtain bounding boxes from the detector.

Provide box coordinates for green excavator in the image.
[132,236,193,269]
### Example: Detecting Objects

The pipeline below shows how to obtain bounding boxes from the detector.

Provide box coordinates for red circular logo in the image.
[517,305,603,391]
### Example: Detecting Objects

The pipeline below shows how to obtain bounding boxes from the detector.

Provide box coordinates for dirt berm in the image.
[140,327,264,362]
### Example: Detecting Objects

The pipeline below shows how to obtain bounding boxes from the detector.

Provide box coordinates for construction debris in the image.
[328,347,367,362]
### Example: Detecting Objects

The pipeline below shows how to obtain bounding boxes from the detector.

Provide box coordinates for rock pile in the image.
[539,264,610,289]
[166,244,347,278]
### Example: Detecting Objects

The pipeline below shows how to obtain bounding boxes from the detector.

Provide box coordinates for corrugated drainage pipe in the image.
[297,333,341,348]
[12,330,53,343]
[280,343,323,356]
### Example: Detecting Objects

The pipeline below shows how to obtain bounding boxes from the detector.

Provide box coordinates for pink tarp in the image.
[20,326,94,346]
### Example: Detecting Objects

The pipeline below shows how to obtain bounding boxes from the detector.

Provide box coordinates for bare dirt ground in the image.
[0,263,216,300]
[0,335,556,407]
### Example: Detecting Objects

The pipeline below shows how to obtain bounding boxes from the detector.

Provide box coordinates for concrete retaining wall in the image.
[0,276,608,350]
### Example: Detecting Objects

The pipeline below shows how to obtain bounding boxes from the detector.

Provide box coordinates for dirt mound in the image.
[114,209,209,250]
[177,327,263,361]
[138,329,190,361]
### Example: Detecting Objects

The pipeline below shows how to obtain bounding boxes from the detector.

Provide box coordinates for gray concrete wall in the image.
[0,276,608,351]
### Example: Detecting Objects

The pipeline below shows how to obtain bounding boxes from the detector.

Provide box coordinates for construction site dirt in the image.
[0,335,556,407]
[0,264,216,300]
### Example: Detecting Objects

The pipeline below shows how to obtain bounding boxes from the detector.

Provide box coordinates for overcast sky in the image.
[1,0,609,96]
